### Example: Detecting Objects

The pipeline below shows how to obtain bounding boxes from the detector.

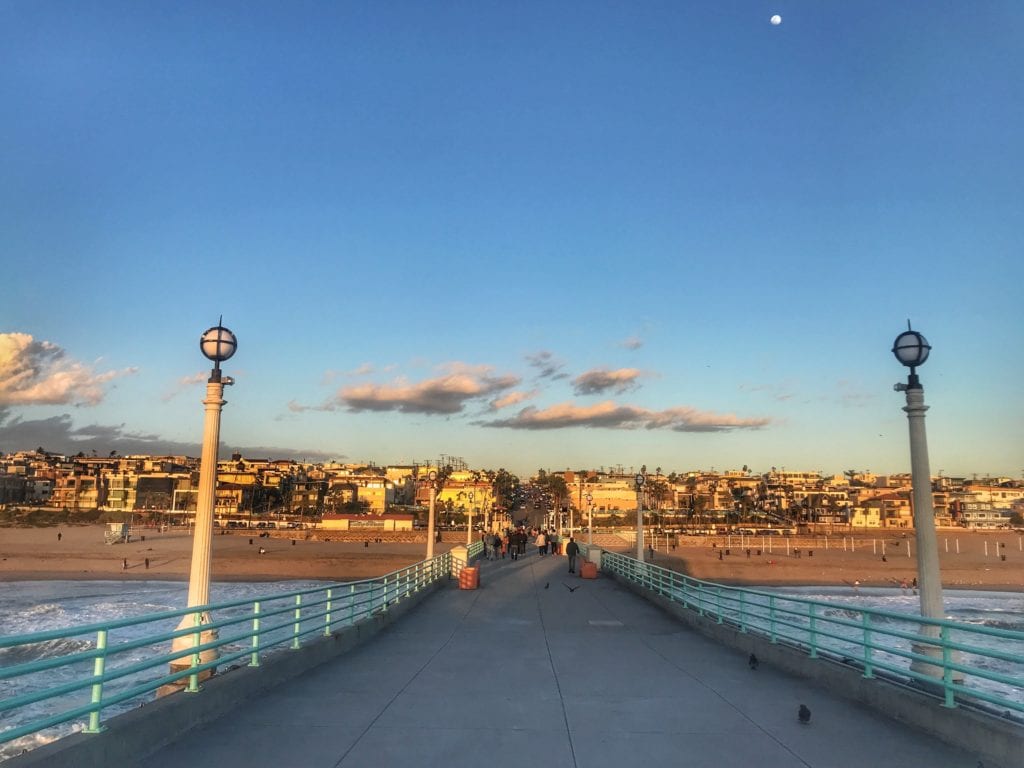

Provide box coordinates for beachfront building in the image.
[957,501,1013,529]
[50,465,105,510]
[847,505,883,528]
[289,475,327,516]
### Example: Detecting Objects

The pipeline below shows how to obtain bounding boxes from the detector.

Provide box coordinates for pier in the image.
[8,546,1018,768]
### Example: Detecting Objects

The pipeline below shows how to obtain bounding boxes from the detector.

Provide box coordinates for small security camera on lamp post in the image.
[170,320,237,688]
[892,323,953,681]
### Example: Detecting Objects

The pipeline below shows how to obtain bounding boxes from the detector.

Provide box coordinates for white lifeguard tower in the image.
[104,522,130,545]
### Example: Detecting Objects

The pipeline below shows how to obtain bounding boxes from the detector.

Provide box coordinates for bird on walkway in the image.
[748,653,759,670]
[798,704,811,724]
[544,582,549,589]
[564,583,581,593]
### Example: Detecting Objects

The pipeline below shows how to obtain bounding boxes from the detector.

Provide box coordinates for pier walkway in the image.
[138,549,979,768]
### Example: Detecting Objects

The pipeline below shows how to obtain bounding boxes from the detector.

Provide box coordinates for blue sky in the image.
[2,1,1022,479]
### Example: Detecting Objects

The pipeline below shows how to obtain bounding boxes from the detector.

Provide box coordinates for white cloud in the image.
[0,333,136,406]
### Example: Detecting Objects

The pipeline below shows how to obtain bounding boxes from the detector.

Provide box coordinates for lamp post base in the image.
[160,613,220,696]
[909,638,963,688]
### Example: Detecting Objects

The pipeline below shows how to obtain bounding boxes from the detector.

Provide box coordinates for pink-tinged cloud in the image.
[161,372,209,402]
[490,389,538,410]
[338,365,520,415]
[480,400,770,432]
[573,367,643,396]
[0,333,137,407]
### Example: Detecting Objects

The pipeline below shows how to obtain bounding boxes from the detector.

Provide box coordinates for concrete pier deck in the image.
[138,549,981,768]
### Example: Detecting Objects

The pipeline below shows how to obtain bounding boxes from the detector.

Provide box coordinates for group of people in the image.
[533,529,565,556]
[475,528,582,573]
[478,528,581,572]
[480,529,531,560]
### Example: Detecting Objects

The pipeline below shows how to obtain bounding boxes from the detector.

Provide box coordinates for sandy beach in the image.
[649,530,1024,592]
[0,525,431,583]
[0,525,1021,591]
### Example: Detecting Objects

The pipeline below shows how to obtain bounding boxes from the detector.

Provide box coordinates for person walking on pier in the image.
[565,537,580,574]
[535,530,547,556]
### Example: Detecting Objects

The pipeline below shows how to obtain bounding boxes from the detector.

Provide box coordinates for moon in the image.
[770,14,782,25]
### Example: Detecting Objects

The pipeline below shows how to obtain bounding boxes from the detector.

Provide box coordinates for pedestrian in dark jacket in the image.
[565,537,580,573]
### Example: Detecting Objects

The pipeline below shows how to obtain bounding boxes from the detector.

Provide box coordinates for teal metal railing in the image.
[0,552,452,758]
[592,548,1024,721]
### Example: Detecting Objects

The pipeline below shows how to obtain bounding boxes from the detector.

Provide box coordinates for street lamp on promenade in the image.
[585,493,593,546]
[425,470,438,559]
[892,324,951,680]
[466,491,475,545]
[170,320,237,684]
[635,466,647,561]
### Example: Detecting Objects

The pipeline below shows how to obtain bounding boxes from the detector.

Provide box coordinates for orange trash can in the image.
[580,561,597,579]
[459,566,479,589]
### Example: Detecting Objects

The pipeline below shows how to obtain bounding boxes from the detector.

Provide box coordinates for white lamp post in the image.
[170,320,237,685]
[892,324,951,680]
[466,491,475,545]
[635,467,646,561]
[586,492,593,546]
[425,470,438,559]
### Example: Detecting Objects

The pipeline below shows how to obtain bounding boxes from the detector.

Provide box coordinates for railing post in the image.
[185,611,203,693]
[808,603,818,659]
[715,587,723,624]
[739,592,747,632]
[381,576,389,612]
[941,624,956,708]
[324,588,333,637]
[769,596,778,644]
[249,601,261,667]
[861,612,874,678]
[291,594,302,650]
[83,629,108,733]
[349,584,356,625]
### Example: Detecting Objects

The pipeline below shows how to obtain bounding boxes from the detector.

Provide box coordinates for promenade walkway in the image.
[138,549,979,768]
